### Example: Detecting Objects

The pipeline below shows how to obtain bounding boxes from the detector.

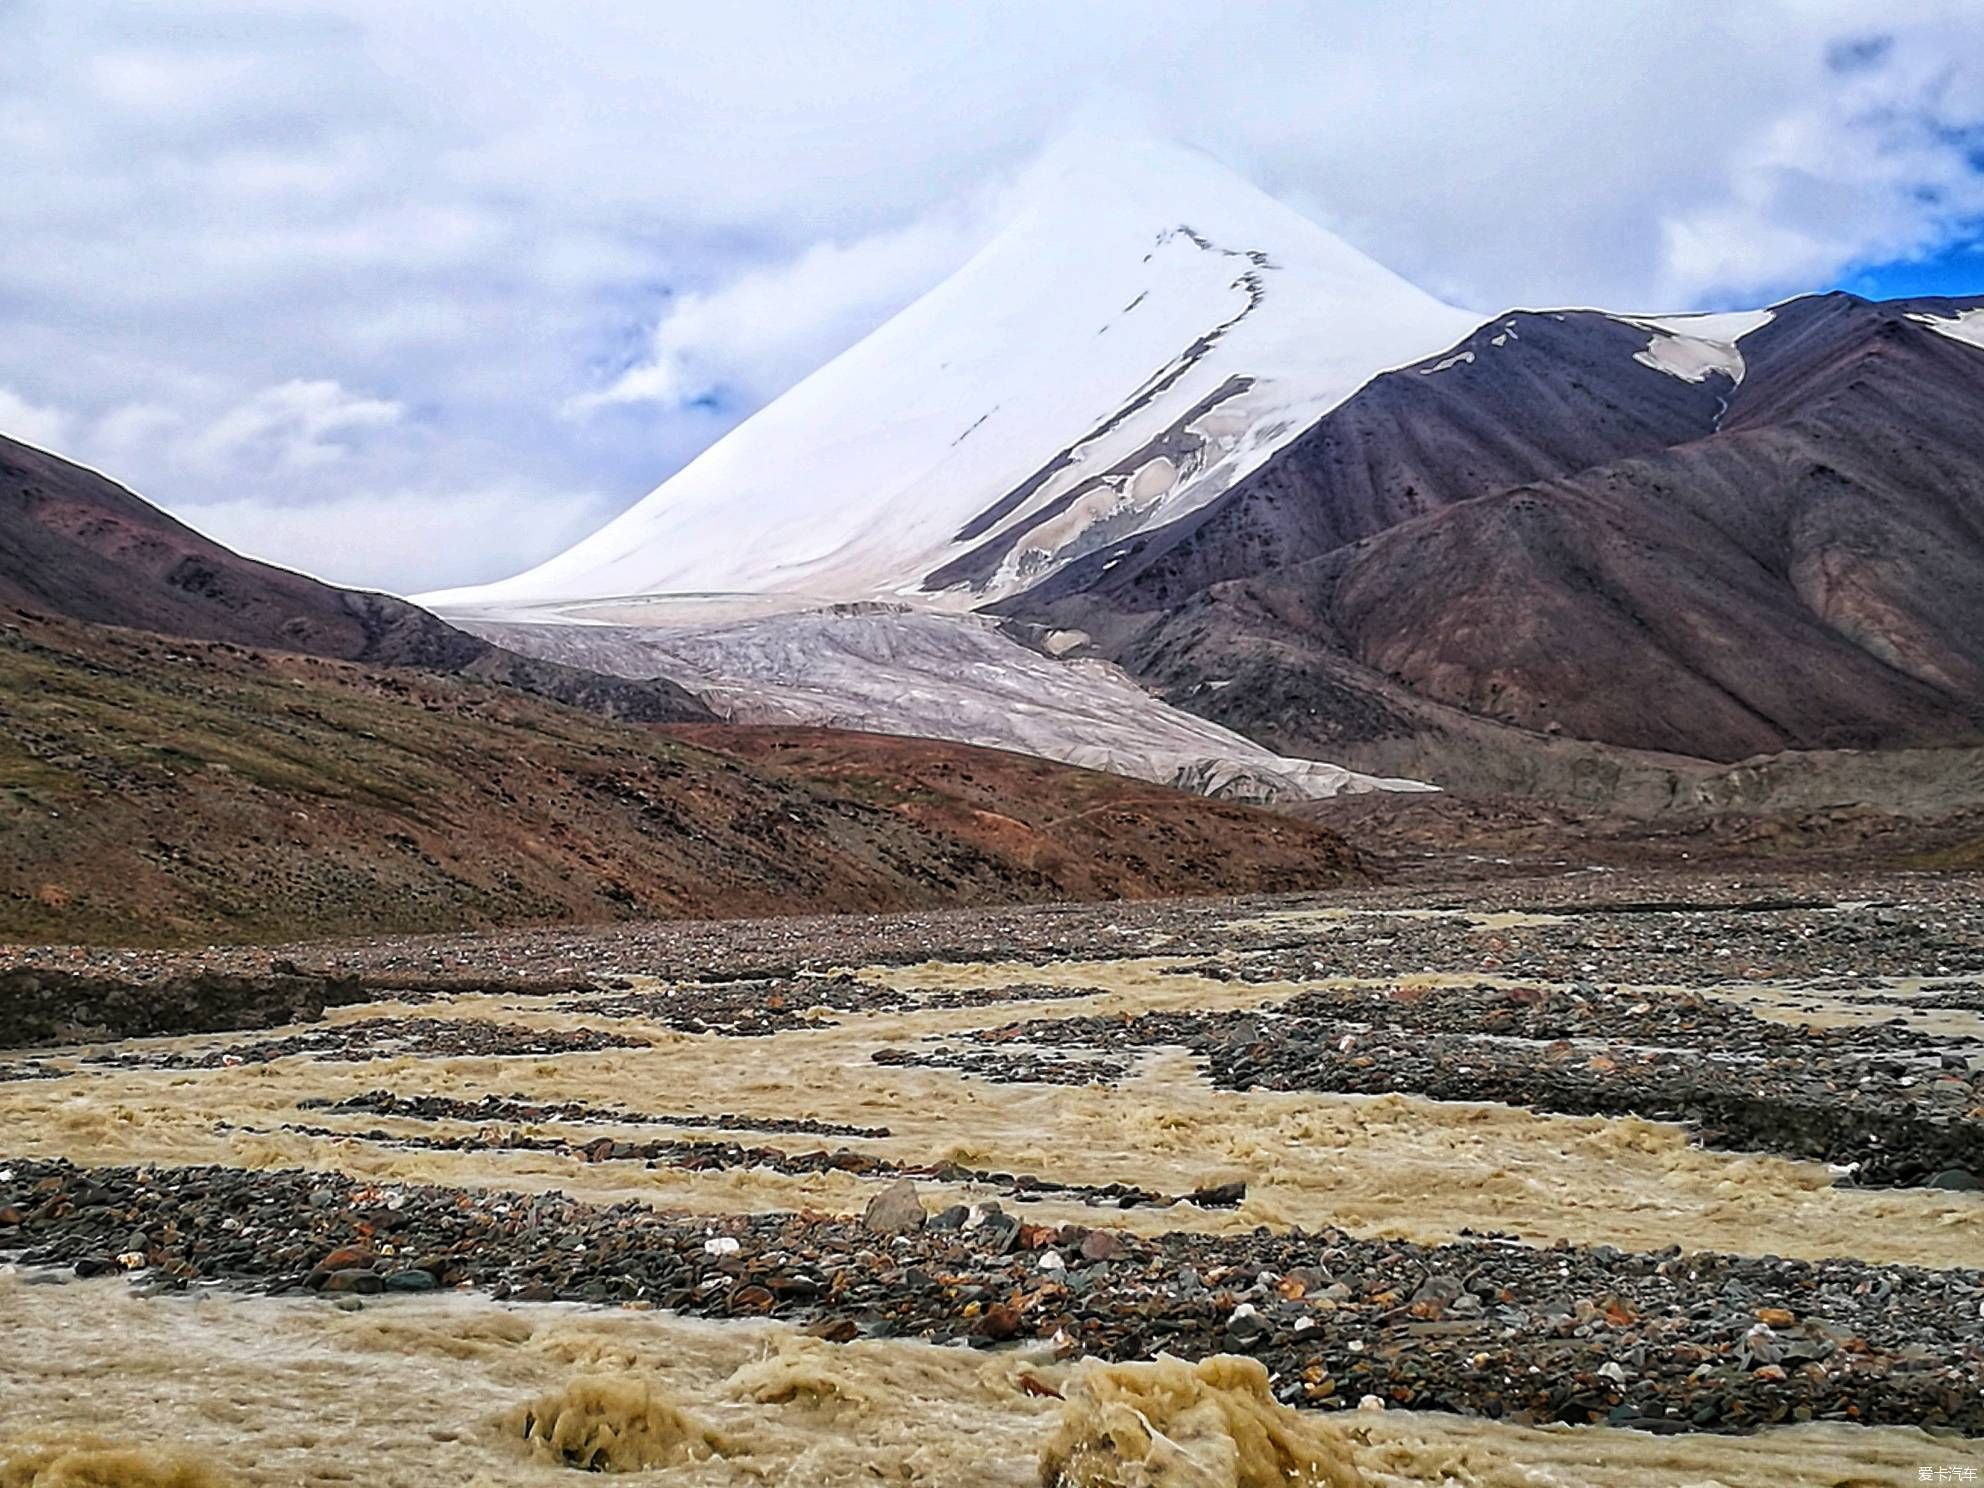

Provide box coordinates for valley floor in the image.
[3,869,1982,1485]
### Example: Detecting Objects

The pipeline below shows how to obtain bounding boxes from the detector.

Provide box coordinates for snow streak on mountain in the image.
[424,136,1479,611]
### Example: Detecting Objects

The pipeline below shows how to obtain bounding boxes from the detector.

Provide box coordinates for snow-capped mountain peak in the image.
[423,134,1479,613]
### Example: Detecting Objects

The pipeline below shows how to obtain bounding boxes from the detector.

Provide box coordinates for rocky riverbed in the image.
[6,1156,1983,1437]
[4,870,1983,1484]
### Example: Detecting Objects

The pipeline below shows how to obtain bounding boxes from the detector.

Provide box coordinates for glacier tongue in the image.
[421,134,1478,612]
[445,601,1433,805]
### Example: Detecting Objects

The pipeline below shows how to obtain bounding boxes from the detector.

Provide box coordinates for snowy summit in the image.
[421,135,1479,613]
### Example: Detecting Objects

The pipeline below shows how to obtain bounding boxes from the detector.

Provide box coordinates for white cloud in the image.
[1648,31,1984,302]
[0,373,609,595]
[88,48,259,113]
[182,379,403,475]
[168,483,617,595]
[90,402,186,465]
[575,204,1001,414]
[0,1,1981,592]
[0,386,74,452]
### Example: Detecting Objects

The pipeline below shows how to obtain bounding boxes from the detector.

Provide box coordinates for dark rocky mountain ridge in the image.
[0,434,714,724]
[1006,292,1984,776]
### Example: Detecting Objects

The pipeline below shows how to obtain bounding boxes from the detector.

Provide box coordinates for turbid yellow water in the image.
[2,1277,1977,1487]
[3,950,1981,1484]
[3,959,1975,1265]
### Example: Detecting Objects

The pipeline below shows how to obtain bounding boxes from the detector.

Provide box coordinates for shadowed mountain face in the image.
[1008,292,1984,768]
[0,435,713,723]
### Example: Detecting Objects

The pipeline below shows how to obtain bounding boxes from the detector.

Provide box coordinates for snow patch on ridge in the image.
[1620,309,1774,385]
[1633,334,1744,384]
[1910,307,1984,351]
[1635,309,1777,343]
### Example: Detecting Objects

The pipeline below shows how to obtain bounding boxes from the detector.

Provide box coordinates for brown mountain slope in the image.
[0,434,712,723]
[0,610,1361,946]
[1013,293,1984,768]
[673,723,1338,892]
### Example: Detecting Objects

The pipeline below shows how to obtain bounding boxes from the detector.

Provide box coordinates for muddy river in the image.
[4,894,1982,1485]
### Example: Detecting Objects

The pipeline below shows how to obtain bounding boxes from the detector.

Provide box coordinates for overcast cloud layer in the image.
[3,0,1982,592]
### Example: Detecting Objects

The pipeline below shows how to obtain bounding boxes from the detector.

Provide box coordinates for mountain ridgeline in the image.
[0,431,1369,943]
[0,434,713,724]
[426,141,1984,804]
[11,142,1984,844]
[1003,290,1984,773]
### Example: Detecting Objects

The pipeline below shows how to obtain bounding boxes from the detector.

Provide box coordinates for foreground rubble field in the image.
[4,870,1982,1485]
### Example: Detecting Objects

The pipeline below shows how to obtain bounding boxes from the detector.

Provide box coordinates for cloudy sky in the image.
[3,0,1982,594]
